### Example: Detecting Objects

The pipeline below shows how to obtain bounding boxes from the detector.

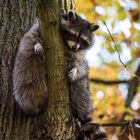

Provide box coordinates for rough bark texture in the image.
[0,0,76,140]
[0,1,37,140]
[58,0,76,13]
[38,0,76,139]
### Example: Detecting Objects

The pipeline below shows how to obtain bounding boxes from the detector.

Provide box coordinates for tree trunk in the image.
[38,0,76,139]
[0,0,76,140]
[0,1,37,140]
[58,0,76,13]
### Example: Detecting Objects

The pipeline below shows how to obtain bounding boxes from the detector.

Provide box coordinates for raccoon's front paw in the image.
[34,43,43,54]
[68,68,78,81]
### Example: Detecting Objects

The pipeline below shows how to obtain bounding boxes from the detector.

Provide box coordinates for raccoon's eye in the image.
[79,38,89,46]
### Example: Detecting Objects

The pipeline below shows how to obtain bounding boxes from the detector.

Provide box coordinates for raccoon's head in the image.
[61,11,99,51]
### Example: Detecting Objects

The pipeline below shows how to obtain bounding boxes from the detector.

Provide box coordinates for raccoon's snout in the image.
[72,44,80,51]
[72,45,77,51]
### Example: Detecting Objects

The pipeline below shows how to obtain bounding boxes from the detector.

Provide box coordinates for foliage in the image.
[77,0,140,57]
[76,0,140,139]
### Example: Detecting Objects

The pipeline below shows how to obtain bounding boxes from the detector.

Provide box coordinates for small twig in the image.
[129,121,135,138]
[102,21,140,82]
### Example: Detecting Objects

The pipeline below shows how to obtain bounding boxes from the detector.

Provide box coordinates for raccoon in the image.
[61,11,98,123]
[13,19,48,114]
[61,11,107,140]
[13,10,107,139]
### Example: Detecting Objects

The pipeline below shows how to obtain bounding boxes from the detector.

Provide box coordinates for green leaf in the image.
[117,8,127,20]
[116,45,122,52]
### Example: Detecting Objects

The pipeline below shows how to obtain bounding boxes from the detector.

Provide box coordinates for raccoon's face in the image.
[61,11,99,51]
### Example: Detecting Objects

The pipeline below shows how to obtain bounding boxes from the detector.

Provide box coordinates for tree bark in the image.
[0,0,76,140]
[0,1,37,140]
[37,0,76,139]
[58,0,76,13]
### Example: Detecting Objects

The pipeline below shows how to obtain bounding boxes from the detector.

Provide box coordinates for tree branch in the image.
[90,78,130,85]
[80,119,140,132]
[39,0,75,139]
[125,63,140,107]
[102,21,140,82]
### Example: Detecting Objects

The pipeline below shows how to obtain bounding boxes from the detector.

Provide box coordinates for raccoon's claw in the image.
[68,68,78,81]
[34,43,43,54]
[76,119,82,129]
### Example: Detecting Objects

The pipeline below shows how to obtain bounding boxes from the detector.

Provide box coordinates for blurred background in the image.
[76,0,140,139]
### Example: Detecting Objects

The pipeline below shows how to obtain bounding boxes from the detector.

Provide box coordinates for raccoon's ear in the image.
[68,10,76,22]
[90,24,99,32]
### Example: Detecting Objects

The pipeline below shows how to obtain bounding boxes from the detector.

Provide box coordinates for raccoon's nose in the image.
[72,45,77,50]
[72,44,80,51]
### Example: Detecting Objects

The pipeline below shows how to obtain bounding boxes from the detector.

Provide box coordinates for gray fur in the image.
[61,11,107,140]
[13,11,98,117]
[13,20,47,114]
[13,11,107,139]
[66,50,91,122]
[61,12,107,140]
[61,11,98,123]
